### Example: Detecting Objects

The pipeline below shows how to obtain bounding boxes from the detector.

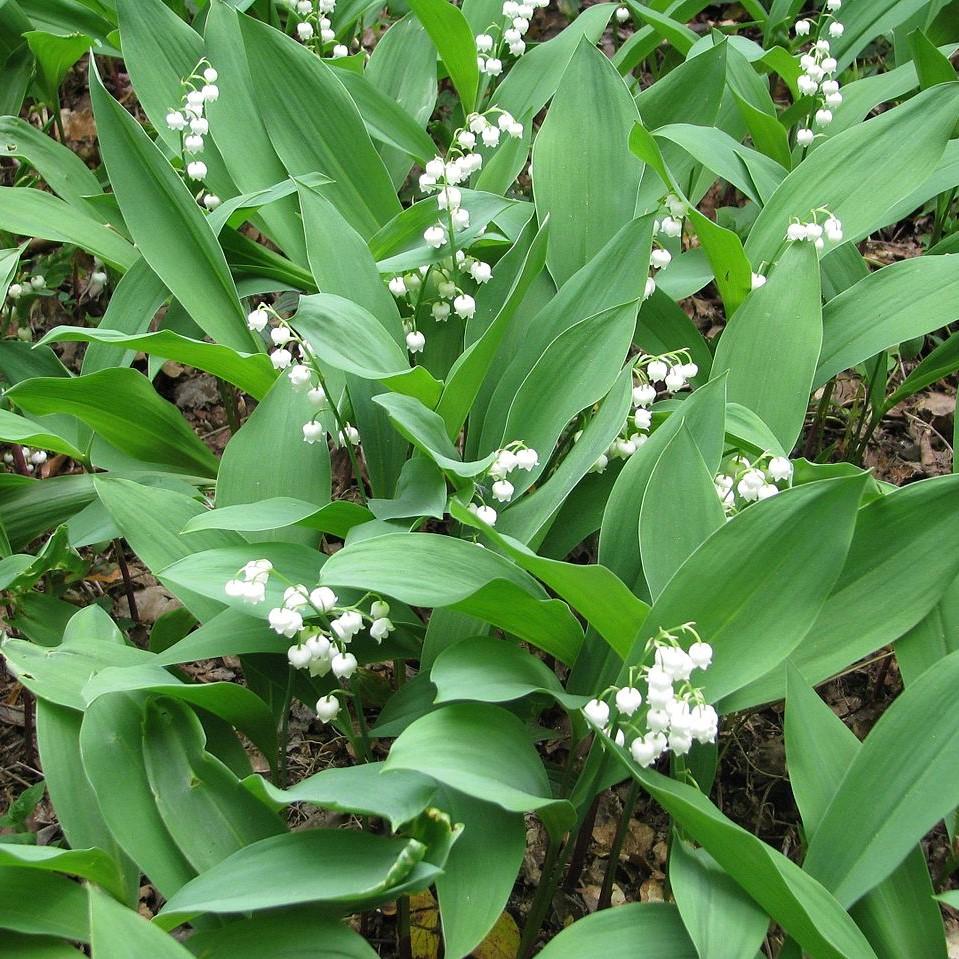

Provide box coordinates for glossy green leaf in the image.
[0,408,86,461]
[319,531,583,663]
[815,254,959,388]
[7,370,218,477]
[39,326,275,399]
[745,84,959,263]
[533,41,643,287]
[24,30,91,106]
[0,187,136,271]
[385,703,575,835]
[785,666,946,959]
[158,830,440,925]
[830,0,931,70]
[711,240,822,451]
[89,885,193,959]
[182,497,373,537]
[293,292,442,407]
[634,476,865,706]
[240,15,400,238]
[639,423,725,600]
[0,933,84,958]
[728,473,959,709]
[246,763,435,831]
[406,0,478,113]
[0,843,125,902]
[0,868,89,941]
[802,649,959,907]
[535,903,697,959]
[669,839,770,959]
[89,62,254,351]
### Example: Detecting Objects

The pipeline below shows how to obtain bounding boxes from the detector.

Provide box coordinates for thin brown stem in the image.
[113,539,139,624]
[597,780,640,910]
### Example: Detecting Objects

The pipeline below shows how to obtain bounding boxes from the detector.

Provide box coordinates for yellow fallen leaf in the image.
[410,891,441,959]
[472,911,520,959]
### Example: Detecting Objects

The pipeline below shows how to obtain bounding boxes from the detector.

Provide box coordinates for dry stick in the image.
[597,779,640,910]
[113,539,139,624]
[562,793,599,894]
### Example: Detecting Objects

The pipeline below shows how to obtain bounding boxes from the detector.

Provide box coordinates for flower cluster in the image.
[583,624,717,767]
[290,0,348,58]
[475,0,549,75]
[590,351,698,474]
[2,446,48,473]
[467,442,539,526]
[247,302,361,450]
[643,194,685,300]
[794,1,843,144]
[785,207,843,249]
[225,561,396,724]
[714,453,793,514]
[165,60,221,210]
[5,273,45,303]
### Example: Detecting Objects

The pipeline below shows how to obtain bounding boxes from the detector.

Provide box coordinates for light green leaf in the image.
[0,408,86,462]
[0,843,125,903]
[406,0,478,113]
[0,868,89,941]
[89,885,193,959]
[385,703,575,836]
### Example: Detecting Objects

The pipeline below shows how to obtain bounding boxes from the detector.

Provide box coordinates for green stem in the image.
[397,894,413,959]
[276,666,295,787]
[217,378,241,435]
[516,837,563,959]
[597,779,640,910]
[352,687,374,763]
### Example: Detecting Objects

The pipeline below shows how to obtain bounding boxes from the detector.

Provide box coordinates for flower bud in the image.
[615,686,643,716]
[583,698,610,727]
[302,421,325,444]
[315,694,340,722]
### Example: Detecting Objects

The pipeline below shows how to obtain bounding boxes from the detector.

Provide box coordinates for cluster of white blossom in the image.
[2,446,48,473]
[714,453,793,514]
[5,273,45,302]
[643,194,685,300]
[794,1,843,145]
[475,0,548,75]
[467,442,539,526]
[583,624,717,767]
[785,207,843,249]
[589,352,697,474]
[225,561,396,723]
[165,60,221,210]
[247,302,361,450]
[290,0,348,58]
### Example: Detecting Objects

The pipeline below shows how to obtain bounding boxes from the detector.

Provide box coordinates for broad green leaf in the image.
[633,476,865,706]
[216,375,331,547]
[94,478,246,622]
[0,187,136,271]
[607,755,878,959]
[246,763,435,831]
[406,0,478,113]
[640,423,725,599]
[79,692,197,897]
[885,327,959,411]
[320,532,583,663]
[533,41,643,287]
[435,790,528,959]
[39,326,276,399]
[431,636,585,708]
[142,698,284,873]
[452,499,648,658]
[0,408,86,462]
[727,473,959,708]
[830,0,932,69]
[896,573,959,686]
[385,703,575,836]
[0,868,89,941]
[745,84,959,263]
[494,4,615,119]
[785,667,946,959]
[669,839,770,959]
[24,30,91,106]
[0,116,101,209]
[711,241,822,451]
[367,14,438,188]
[496,302,638,497]
[535,903,697,959]
[36,701,139,905]
[293,292,442,407]
[182,497,373,537]
[154,609,284,667]
[375,392,495,482]
[240,15,400,238]
[181,913,378,959]
[626,2,696,54]
[158,830,440,926]
[0,933,85,958]
[83,664,278,766]
[88,62,255,352]
[815,255,959,388]
[802,649,959,907]
[89,886,193,959]
[0,843,125,902]
[7,370,218,478]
